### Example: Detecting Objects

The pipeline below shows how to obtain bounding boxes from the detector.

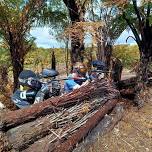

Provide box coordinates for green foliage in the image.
[24,47,66,71]
[86,0,127,42]
[113,44,139,68]
[0,47,10,67]
[38,0,69,36]
[0,43,140,74]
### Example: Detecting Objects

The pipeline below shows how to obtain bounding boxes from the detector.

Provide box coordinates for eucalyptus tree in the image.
[0,0,45,90]
[87,0,127,62]
[62,0,91,64]
[105,0,152,105]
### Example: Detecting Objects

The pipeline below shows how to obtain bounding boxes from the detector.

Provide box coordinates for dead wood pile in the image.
[0,79,121,152]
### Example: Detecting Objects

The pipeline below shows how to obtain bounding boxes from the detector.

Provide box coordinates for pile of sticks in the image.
[0,79,121,152]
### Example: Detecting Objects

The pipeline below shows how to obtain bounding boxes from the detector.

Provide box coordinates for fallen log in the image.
[0,79,119,131]
[22,128,63,152]
[22,99,119,152]
[117,77,152,100]
[117,77,137,90]
[6,97,107,151]
[6,114,57,151]
[120,88,135,99]
[117,76,152,90]
[53,99,119,152]
[0,131,15,152]
[73,102,125,152]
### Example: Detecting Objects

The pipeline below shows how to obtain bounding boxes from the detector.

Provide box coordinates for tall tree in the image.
[88,1,126,57]
[0,0,45,90]
[105,0,152,105]
[63,0,90,64]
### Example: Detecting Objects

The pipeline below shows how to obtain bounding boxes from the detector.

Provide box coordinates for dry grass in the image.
[83,96,152,152]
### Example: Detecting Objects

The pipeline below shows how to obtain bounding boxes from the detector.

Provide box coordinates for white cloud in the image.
[30,27,63,48]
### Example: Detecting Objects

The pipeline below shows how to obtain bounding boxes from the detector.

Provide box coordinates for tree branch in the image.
[126,36,136,43]
[19,0,45,34]
[132,0,142,25]
[123,12,141,49]
[146,1,150,28]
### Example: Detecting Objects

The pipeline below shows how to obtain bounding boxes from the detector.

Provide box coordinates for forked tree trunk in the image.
[122,1,152,106]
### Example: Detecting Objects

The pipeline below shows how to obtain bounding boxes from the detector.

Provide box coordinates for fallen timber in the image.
[118,77,152,100]
[73,103,125,152]
[0,79,119,131]
[53,99,119,152]
[0,79,121,152]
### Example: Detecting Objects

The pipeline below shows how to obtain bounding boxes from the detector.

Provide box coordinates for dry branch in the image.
[22,99,120,152]
[53,99,119,152]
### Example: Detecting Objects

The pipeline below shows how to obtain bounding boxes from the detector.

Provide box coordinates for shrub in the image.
[113,44,139,68]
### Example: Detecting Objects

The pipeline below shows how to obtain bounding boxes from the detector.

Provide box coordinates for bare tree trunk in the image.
[63,0,85,65]
[51,50,56,70]
[96,27,106,62]
[8,32,25,91]
[105,43,112,77]
[110,58,123,83]
[134,54,150,106]
[10,45,24,91]
[65,40,69,76]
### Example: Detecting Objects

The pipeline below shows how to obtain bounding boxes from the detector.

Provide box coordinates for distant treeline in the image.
[0,44,139,72]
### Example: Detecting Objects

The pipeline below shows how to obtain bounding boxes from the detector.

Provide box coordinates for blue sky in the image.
[30,27,136,48]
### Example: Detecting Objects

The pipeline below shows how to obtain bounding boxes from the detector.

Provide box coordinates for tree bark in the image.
[0,131,13,152]
[10,50,24,91]
[134,55,150,106]
[105,43,112,77]
[96,26,106,62]
[8,32,25,91]
[6,115,58,151]
[110,58,123,83]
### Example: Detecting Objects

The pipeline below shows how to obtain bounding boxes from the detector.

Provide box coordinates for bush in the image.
[113,44,139,68]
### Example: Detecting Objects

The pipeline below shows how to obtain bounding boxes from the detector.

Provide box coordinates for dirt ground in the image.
[83,74,152,152]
